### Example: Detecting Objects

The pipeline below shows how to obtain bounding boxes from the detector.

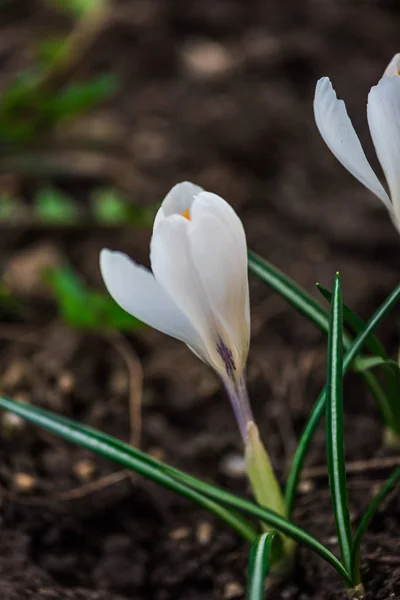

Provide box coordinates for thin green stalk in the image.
[325,274,352,577]
[247,532,278,600]
[362,370,400,437]
[248,250,390,454]
[316,283,387,359]
[351,467,400,582]
[0,396,352,586]
[0,398,256,543]
[244,422,295,565]
[285,283,400,517]
[248,251,335,337]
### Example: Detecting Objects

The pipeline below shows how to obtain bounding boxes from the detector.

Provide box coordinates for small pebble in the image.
[13,392,30,404]
[196,521,213,545]
[148,446,166,462]
[223,582,244,599]
[169,527,191,541]
[109,370,128,396]
[1,412,25,436]
[73,459,96,482]
[297,479,315,494]
[13,472,37,493]
[220,453,246,478]
[57,372,75,395]
[181,40,236,79]
[0,361,26,388]
[326,535,339,546]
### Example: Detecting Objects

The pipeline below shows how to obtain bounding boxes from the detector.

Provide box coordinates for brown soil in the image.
[0,0,399,599]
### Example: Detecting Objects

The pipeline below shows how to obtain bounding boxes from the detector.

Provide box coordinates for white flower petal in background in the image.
[314,77,392,211]
[100,249,205,351]
[368,76,400,226]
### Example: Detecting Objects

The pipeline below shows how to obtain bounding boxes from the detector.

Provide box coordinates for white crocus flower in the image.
[314,54,400,234]
[100,182,253,439]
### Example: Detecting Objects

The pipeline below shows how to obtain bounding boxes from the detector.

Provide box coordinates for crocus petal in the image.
[153,181,204,233]
[189,192,250,361]
[384,53,400,77]
[150,214,225,370]
[314,77,392,210]
[100,249,205,349]
[367,76,400,226]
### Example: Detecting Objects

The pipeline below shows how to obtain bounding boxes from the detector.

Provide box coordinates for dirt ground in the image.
[0,0,399,599]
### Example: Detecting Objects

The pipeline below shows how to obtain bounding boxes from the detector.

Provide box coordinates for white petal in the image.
[189,192,250,362]
[384,54,400,78]
[368,76,400,226]
[100,249,205,348]
[153,181,204,233]
[314,77,391,210]
[150,214,230,371]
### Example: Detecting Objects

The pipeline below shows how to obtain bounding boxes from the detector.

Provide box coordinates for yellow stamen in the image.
[182,208,191,220]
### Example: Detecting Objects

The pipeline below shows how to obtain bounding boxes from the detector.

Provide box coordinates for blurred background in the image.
[0,1,399,599]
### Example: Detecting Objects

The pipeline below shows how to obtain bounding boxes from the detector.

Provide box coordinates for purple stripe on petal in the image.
[216,338,236,380]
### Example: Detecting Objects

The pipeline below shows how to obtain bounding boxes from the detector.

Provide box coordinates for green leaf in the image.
[352,356,388,372]
[351,467,400,581]
[0,395,256,543]
[248,251,338,338]
[91,189,132,225]
[45,266,143,331]
[284,282,400,518]
[46,75,118,121]
[325,274,352,576]
[316,283,387,360]
[45,0,105,17]
[247,532,278,600]
[91,188,158,227]
[36,37,66,67]
[0,396,352,586]
[35,188,80,225]
[353,358,400,436]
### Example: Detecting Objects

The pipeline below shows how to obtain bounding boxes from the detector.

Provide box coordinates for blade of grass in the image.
[351,467,400,581]
[247,532,278,600]
[248,251,336,337]
[0,398,256,544]
[0,396,352,585]
[325,274,352,576]
[248,251,388,433]
[284,283,400,517]
[316,283,387,359]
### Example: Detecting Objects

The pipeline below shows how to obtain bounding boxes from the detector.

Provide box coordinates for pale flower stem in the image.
[224,378,294,567]
[223,375,254,441]
[244,421,295,566]
[244,422,286,518]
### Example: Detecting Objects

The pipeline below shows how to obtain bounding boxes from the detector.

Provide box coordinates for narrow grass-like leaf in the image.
[352,358,400,437]
[248,252,389,428]
[285,283,400,517]
[0,396,352,585]
[248,251,333,336]
[0,396,256,543]
[351,468,400,581]
[325,274,352,575]
[247,532,278,600]
[316,283,387,359]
